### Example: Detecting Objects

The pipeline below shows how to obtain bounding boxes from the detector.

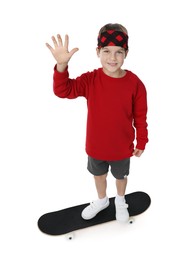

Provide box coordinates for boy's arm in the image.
[53,66,89,99]
[46,34,88,99]
[133,81,148,152]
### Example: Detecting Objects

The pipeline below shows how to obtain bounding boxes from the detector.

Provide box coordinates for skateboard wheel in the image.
[128,218,134,224]
[66,232,74,240]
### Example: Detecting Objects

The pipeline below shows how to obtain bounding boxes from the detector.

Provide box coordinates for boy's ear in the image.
[96,47,100,57]
[125,50,128,58]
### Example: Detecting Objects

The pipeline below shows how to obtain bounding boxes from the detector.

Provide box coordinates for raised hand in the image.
[46,34,79,72]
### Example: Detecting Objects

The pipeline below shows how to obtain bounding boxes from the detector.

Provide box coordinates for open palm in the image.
[46,34,79,65]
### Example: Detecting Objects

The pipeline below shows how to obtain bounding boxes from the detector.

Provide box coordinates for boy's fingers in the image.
[70,48,79,56]
[51,36,58,47]
[45,43,54,52]
[133,149,143,157]
[57,34,63,46]
[64,34,69,50]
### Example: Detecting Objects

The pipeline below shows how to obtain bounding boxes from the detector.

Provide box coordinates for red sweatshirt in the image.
[53,66,148,160]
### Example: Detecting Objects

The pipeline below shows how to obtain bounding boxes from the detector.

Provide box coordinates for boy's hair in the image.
[98,23,128,35]
[97,23,129,51]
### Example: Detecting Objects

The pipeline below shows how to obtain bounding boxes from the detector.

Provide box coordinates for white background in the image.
[1,0,191,259]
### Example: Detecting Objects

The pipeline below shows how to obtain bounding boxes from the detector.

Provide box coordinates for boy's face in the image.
[97,46,128,77]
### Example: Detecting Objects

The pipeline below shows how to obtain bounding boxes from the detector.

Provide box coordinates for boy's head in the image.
[96,24,128,77]
[97,23,129,51]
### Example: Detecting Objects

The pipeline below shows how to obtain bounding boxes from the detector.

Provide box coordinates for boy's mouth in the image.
[108,63,117,67]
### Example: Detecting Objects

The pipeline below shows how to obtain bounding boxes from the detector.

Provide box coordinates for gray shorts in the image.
[87,156,130,180]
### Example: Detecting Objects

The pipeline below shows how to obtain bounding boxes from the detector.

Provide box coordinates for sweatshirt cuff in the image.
[136,142,146,151]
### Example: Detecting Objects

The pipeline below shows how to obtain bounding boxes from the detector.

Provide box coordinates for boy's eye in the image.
[102,49,124,54]
[117,51,124,54]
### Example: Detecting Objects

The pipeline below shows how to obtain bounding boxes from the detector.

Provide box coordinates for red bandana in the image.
[97,30,128,50]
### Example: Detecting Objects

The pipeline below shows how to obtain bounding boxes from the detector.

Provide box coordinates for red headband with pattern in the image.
[97,30,128,50]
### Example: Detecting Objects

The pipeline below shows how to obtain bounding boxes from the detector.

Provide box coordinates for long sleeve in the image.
[133,80,148,150]
[53,65,89,99]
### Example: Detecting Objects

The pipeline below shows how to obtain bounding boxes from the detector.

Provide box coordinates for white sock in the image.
[98,196,108,205]
[115,194,125,205]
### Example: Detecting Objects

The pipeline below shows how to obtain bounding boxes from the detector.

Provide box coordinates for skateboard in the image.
[38,191,151,239]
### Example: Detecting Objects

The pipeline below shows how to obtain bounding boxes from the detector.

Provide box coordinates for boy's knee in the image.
[94,173,108,180]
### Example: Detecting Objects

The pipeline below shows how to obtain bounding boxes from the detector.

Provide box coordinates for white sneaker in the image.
[81,199,110,220]
[115,199,129,222]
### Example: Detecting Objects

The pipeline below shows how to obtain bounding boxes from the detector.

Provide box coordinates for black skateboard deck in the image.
[38,191,151,236]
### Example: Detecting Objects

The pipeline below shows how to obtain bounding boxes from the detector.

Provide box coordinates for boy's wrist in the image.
[56,63,68,73]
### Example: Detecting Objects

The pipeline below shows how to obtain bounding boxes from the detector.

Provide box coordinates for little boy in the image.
[46,23,148,222]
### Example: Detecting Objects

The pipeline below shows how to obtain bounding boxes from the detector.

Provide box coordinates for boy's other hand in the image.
[133,149,144,157]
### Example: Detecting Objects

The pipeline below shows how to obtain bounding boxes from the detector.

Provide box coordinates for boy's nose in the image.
[110,53,116,60]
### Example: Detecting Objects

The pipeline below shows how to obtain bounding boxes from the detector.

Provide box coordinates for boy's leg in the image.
[110,158,130,196]
[115,177,129,222]
[87,156,109,199]
[81,158,110,220]
[110,158,130,222]
[94,174,108,199]
[116,177,128,196]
